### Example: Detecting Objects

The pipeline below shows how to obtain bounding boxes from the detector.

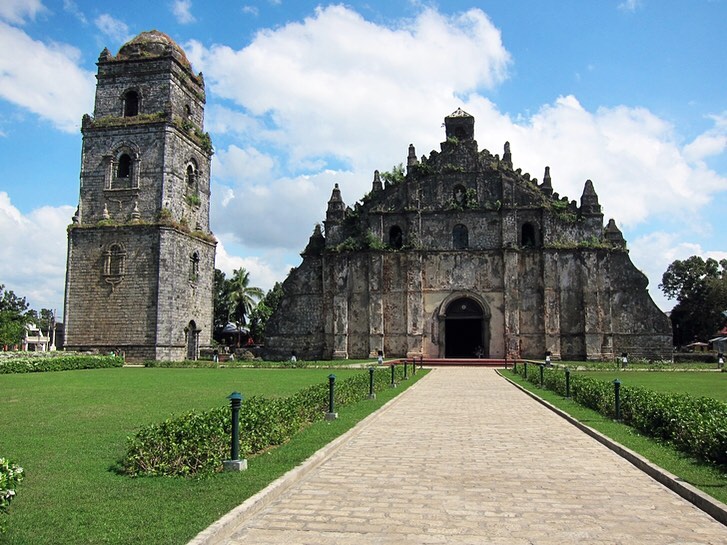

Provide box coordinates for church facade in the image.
[265,109,671,361]
[63,31,215,361]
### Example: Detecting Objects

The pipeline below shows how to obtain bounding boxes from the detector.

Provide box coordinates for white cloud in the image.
[0,22,95,132]
[94,13,131,44]
[0,0,47,24]
[618,0,643,13]
[683,113,727,163]
[469,96,727,229]
[184,5,726,285]
[212,145,277,184]
[186,5,511,167]
[241,5,259,17]
[214,239,290,293]
[0,192,73,315]
[171,0,195,24]
[63,0,87,24]
[629,232,727,312]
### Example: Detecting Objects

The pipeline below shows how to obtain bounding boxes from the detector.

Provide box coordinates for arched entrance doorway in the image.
[185,320,200,361]
[442,297,489,358]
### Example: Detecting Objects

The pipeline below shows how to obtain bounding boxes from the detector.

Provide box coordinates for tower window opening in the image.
[190,251,200,281]
[453,224,469,249]
[389,225,404,250]
[117,154,132,178]
[521,223,537,248]
[123,90,139,117]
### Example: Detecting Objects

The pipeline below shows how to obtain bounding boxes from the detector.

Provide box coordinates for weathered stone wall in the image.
[264,109,672,361]
[64,226,160,352]
[65,33,215,362]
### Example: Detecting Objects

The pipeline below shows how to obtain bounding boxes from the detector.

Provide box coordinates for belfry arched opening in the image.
[444,298,488,358]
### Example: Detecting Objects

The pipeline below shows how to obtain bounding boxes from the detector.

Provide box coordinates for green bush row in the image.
[121,366,409,477]
[0,354,124,374]
[0,457,23,534]
[513,363,727,465]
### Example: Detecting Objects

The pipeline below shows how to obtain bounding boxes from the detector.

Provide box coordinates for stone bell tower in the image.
[63,30,216,361]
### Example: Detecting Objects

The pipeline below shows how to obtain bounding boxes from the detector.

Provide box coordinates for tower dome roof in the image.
[116,30,191,68]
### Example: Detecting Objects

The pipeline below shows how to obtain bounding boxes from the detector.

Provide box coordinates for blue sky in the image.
[0,0,725,318]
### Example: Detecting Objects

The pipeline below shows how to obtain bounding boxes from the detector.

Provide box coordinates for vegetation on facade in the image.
[85,111,167,128]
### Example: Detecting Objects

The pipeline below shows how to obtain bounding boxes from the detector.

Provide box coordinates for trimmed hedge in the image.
[513,364,727,465]
[121,365,408,477]
[0,354,124,374]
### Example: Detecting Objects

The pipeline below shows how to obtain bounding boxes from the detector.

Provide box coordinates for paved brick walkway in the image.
[210,368,727,544]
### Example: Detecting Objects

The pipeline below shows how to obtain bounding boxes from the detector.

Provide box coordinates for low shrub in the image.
[513,364,727,466]
[121,366,406,477]
[0,458,23,534]
[0,354,123,374]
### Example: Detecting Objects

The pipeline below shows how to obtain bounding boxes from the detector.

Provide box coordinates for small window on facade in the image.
[453,184,466,206]
[190,251,200,281]
[453,224,469,249]
[521,223,537,248]
[186,163,196,186]
[117,154,132,178]
[184,104,192,119]
[123,90,139,117]
[389,225,404,250]
[104,243,126,278]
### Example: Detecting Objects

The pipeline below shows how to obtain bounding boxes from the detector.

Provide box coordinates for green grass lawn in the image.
[571,370,727,401]
[506,370,727,506]
[0,367,426,545]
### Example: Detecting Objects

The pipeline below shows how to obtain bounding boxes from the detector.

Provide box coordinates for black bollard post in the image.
[565,367,571,399]
[513,360,517,373]
[368,366,376,400]
[539,363,544,388]
[223,392,247,471]
[524,361,528,380]
[412,357,416,375]
[403,359,408,380]
[390,363,396,388]
[613,379,621,421]
[326,374,338,420]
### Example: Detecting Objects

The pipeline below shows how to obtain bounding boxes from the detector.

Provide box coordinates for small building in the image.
[264,109,672,361]
[22,324,50,352]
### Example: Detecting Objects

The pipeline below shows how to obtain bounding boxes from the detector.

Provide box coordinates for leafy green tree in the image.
[226,268,264,327]
[660,256,727,346]
[213,269,231,329]
[0,285,30,347]
[249,282,284,343]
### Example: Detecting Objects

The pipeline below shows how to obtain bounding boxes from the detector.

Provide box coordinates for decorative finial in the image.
[540,166,553,196]
[372,170,383,192]
[502,141,512,167]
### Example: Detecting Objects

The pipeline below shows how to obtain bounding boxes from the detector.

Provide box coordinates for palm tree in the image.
[226,267,264,328]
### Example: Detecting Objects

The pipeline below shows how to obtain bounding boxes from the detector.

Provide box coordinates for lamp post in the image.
[368,366,376,399]
[325,374,338,420]
[223,391,247,471]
